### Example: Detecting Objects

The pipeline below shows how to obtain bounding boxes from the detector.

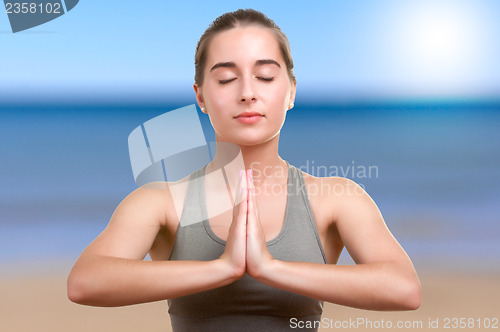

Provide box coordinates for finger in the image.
[231,170,247,230]
[247,168,254,191]
[248,186,265,234]
[246,169,259,220]
[238,171,249,222]
[238,184,248,227]
[251,180,259,217]
[242,168,248,194]
[247,187,255,222]
[240,177,248,224]
[247,188,258,230]
[233,169,243,207]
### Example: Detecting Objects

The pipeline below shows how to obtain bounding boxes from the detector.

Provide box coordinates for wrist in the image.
[251,257,278,282]
[217,258,245,284]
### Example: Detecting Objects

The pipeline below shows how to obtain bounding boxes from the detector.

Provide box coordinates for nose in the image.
[239,76,256,104]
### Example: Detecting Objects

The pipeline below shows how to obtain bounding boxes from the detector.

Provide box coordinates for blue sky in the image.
[1,0,499,103]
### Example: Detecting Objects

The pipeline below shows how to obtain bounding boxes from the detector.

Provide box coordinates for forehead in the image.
[206,25,283,67]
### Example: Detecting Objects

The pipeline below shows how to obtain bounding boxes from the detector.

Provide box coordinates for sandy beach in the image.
[1,262,498,332]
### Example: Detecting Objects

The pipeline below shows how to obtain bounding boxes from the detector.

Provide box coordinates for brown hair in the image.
[194,9,296,86]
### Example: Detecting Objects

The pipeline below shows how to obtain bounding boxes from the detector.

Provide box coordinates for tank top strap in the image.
[177,166,208,228]
[272,161,328,264]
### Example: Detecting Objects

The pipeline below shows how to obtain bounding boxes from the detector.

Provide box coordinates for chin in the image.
[234,133,279,147]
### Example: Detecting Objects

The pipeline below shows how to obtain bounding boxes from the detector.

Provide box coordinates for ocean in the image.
[1,101,499,270]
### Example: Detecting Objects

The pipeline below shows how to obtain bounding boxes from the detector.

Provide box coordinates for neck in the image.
[210,134,287,186]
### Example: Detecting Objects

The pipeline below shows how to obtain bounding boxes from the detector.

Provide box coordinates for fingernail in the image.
[249,168,253,181]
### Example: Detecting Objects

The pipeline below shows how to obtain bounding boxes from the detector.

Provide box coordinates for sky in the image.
[0,0,499,103]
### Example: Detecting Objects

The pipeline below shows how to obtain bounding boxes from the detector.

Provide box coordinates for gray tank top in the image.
[167,161,328,332]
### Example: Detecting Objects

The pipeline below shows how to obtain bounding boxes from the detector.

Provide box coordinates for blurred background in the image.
[1,0,499,331]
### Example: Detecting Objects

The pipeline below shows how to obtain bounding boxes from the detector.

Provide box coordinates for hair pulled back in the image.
[194,9,296,86]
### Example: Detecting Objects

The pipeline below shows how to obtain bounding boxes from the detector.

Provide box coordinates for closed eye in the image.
[219,78,237,84]
[258,77,274,82]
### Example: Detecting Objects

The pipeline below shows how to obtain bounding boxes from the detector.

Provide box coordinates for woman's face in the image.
[194,25,296,146]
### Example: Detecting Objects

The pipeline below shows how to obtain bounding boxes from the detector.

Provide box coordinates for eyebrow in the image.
[210,59,281,72]
[255,59,281,68]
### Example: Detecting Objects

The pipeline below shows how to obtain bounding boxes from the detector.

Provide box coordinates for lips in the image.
[235,111,264,118]
[234,111,264,124]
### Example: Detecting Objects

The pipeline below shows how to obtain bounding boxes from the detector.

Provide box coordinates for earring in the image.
[289,102,294,109]
[201,107,206,113]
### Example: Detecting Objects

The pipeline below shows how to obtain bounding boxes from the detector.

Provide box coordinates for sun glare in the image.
[414,12,462,62]
[405,3,475,68]
[389,0,486,95]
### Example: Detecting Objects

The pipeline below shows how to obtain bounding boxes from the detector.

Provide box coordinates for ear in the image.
[193,83,207,113]
[288,81,297,109]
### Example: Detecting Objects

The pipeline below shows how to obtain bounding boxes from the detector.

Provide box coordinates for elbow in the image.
[409,282,422,310]
[67,273,86,304]
[398,278,421,310]
[67,270,94,305]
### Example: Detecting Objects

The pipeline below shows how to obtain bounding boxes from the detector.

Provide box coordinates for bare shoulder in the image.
[118,177,191,231]
[118,182,172,225]
[301,170,409,265]
[300,170,369,224]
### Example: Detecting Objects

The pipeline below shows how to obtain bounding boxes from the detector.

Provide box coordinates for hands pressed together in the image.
[219,169,275,281]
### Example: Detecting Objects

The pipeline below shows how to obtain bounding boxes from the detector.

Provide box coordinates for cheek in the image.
[205,84,234,110]
[267,81,291,108]
[203,86,234,131]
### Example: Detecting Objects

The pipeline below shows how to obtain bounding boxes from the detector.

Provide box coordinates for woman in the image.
[68,8,421,331]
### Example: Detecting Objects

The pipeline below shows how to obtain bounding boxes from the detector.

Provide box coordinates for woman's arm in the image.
[67,182,245,307]
[247,177,421,311]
